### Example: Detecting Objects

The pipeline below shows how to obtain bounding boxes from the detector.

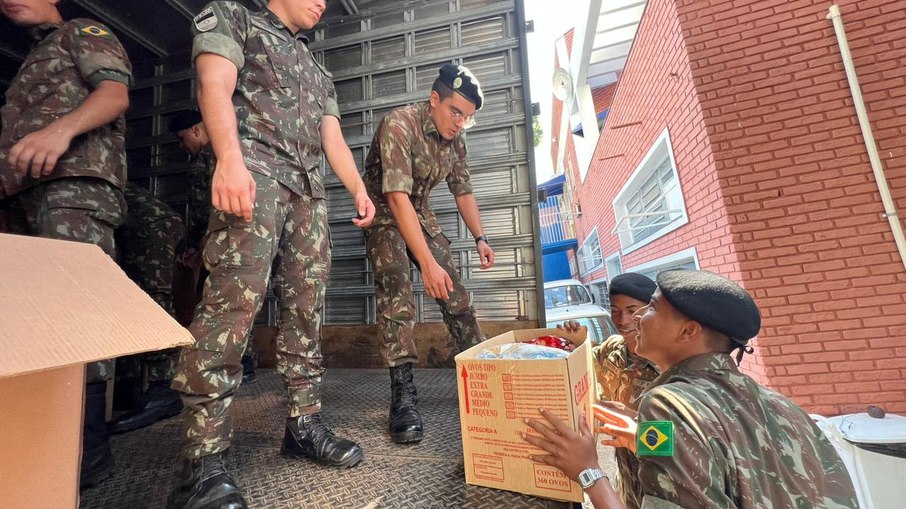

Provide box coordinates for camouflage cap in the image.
[609,273,656,302]
[437,63,483,110]
[169,110,202,133]
[656,269,761,344]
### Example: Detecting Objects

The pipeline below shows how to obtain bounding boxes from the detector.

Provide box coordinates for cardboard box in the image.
[455,327,594,502]
[0,234,195,508]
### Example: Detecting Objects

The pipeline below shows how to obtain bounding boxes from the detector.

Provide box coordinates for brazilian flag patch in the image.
[78,25,111,38]
[637,421,674,457]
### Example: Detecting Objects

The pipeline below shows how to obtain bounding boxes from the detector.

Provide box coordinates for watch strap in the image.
[578,467,606,489]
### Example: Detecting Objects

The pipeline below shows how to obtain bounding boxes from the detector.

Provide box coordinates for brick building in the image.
[554,0,906,414]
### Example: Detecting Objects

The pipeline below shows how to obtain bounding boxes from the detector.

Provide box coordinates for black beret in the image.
[169,110,203,133]
[437,63,484,110]
[609,273,656,303]
[656,269,761,344]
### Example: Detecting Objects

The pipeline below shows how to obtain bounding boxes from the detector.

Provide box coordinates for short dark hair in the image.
[703,328,734,353]
[431,78,455,102]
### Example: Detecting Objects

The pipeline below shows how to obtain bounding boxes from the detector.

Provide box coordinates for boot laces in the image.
[302,414,335,444]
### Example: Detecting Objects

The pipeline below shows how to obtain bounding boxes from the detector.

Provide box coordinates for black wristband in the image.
[475,235,489,245]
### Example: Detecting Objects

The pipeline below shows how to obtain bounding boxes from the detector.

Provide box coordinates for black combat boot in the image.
[280,413,365,468]
[165,449,247,509]
[80,382,114,488]
[389,363,424,443]
[109,381,183,434]
[240,355,257,385]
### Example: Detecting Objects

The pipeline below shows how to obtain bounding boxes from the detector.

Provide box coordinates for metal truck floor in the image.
[80,368,597,508]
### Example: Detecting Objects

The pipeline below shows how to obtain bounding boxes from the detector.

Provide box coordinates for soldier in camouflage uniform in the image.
[0,0,131,488]
[109,182,186,434]
[363,64,496,444]
[167,1,376,507]
[560,273,659,509]
[525,269,859,509]
[169,110,257,384]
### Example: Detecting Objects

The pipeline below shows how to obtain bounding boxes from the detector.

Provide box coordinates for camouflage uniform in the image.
[593,335,659,509]
[0,19,132,383]
[171,1,339,459]
[363,102,483,367]
[635,353,858,508]
[116,182,186,383]
[185,148,215,252]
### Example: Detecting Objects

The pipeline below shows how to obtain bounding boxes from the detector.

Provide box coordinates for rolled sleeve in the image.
[68,21,132,89]
[192,32,245,70]
[446,138,473,196]
[379,118,414,195]
[323,93,340,119]
[191,2,246,70]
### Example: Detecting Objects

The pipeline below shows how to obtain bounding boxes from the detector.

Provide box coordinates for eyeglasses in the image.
[449,105,476,130]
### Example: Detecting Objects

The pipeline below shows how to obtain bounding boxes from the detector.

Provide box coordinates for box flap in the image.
[0,234,195,379]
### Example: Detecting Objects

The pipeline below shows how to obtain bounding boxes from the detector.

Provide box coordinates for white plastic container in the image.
[812,411,906,509]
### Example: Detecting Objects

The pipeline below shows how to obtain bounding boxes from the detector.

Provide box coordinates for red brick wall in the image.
[572,0,760,372]
[591,82,618,114]
[676,0,906,414]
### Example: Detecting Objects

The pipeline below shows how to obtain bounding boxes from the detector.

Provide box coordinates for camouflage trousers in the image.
[615,448,643,509]
[172,173,330,459]
[2,177,124,383]
[365,224,483,367]
[115,183,186,383]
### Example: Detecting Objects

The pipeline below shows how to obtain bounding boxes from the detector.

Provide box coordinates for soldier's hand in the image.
[423,260,454,300]
[352,190,375,228]
[593,402,637,452]
[477,241,495,269]
[522,409,600,483]
[211,156,256,222]
[557,320,582,333]
[8,124,73,178]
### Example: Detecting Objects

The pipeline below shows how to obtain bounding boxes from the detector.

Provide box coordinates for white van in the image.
[543,280,618,345]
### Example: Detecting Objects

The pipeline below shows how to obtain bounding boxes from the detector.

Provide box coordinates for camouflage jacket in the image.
[191,1,339,199]
[634,353,858,509]
[363,101,473,237]
[186,147,214,250]
[593,334,659,407]
[0,19,132,198]
[593,335,658,509]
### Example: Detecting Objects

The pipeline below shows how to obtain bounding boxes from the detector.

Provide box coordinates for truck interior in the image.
[1,1,575,507]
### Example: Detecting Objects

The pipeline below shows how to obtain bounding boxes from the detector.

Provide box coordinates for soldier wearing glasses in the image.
[363,63,495,444]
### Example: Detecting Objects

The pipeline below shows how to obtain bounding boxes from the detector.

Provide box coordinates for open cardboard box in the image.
[0,234,194,508]
[455,327,593,503]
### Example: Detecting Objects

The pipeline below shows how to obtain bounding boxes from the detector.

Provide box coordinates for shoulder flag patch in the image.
[78,25,111,38]
[194,7,218,32]
[637,421,674,457]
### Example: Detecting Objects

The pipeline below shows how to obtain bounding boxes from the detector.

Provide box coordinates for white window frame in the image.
[626,247,700,281]
[586,276,610,307]
[577,227,604,275]
[612,128,688,254]
[604,252,622,281]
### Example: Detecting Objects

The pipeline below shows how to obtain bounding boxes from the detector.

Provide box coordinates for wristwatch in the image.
[578,467,607,490]
[474,235,489,245]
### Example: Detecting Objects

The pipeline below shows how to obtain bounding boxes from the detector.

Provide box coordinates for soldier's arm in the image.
[8,79,128,178]
[386,191,454,300]
[320,116,374,227]
[635,388,731,508]
[454,193,494,269]
[195,53,255,222]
